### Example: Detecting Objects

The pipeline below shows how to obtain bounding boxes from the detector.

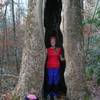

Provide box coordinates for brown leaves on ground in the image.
[2,91,12,100]
[1,92,21,100]
[87,80,100,100]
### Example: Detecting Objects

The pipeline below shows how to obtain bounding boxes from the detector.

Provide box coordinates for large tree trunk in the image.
[63,0,88,100]
[14,0,46,99]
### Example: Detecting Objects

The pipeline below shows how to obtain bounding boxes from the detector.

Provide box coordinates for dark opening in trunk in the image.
[43,0,66,98]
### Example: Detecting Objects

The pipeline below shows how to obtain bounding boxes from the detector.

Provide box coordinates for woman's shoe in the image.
[54,96,58,100]
[50,95,54,100]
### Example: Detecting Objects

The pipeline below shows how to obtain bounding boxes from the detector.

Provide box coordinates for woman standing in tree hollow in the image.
[46,36,63,99]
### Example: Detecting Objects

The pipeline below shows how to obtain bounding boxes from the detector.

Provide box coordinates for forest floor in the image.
[0,80,100,100]
[46,80,100,100]
[57,79,100,100]
[87,80,100,100]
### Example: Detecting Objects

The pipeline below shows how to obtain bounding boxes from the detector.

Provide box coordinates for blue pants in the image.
[47,68,60,85]
[47,68,60,96]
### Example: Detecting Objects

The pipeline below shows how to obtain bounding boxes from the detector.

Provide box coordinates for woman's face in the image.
[50,38,56,47]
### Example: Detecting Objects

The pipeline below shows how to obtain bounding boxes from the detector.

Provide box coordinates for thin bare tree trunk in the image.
[63,0,88,100]
[14,0,46,99]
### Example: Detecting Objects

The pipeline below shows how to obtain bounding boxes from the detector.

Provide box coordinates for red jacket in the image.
[47,47,62,68]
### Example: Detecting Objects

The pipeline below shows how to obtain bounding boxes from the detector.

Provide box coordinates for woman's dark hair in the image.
[49,36,56,41]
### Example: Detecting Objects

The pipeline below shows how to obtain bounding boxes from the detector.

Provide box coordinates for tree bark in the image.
[14,0,46,99]
[63,0,88,100]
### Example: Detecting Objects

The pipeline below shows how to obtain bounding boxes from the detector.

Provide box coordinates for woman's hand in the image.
[60,55,65,61]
